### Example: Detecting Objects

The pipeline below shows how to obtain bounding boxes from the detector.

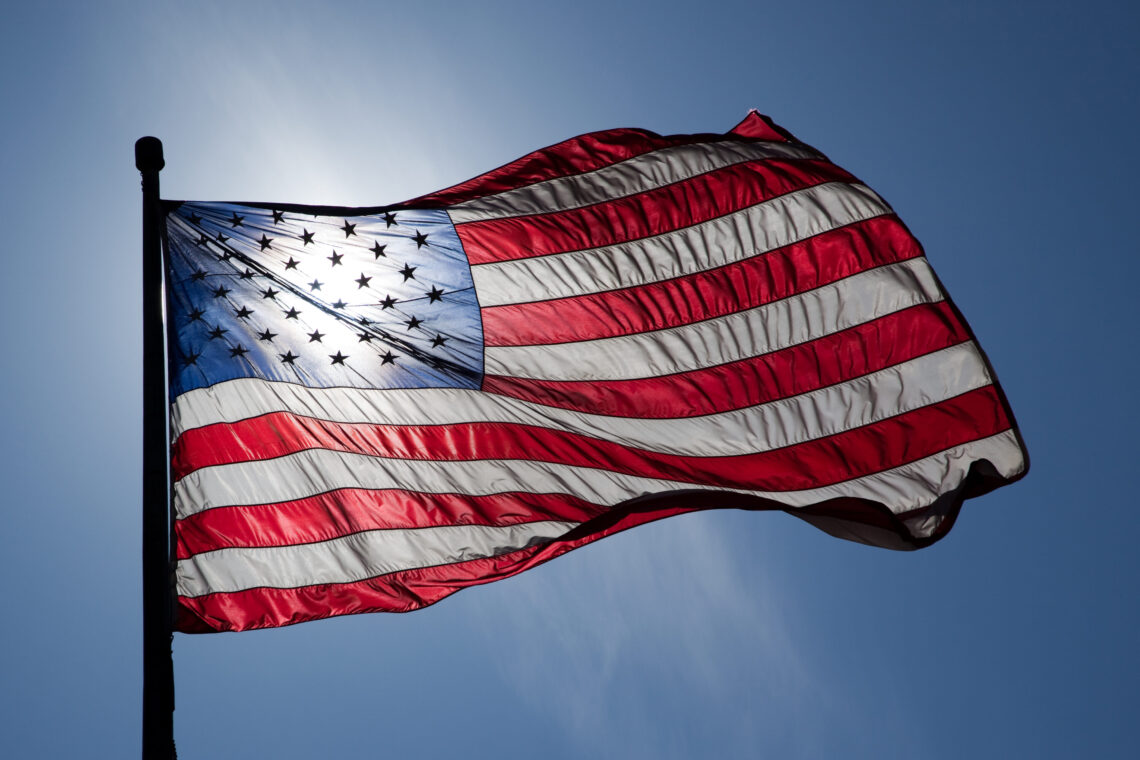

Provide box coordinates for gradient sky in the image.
[2,1,1137,757]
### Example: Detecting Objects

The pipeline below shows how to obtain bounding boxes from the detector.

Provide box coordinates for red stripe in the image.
[176,503,705,632]
[409,129,692,206]
[481,215,919,346]
[730,111,795,142]
[176,491,608,560]
[173,386,1007,545]
[457,159,853,265]
[483,302,970,417]
[404,124,789,209]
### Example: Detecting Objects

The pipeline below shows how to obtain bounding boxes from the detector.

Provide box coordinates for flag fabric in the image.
[164,112,1027,633]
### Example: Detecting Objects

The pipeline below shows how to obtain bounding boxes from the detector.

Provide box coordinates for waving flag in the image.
[165,112,1027,633]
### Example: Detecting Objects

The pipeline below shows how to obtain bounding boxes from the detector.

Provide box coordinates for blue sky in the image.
[2,1,1137,757]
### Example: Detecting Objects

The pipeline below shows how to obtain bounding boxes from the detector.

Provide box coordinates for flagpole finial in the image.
[135,136,164,172]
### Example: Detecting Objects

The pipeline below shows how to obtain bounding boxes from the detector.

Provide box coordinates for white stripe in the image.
[176,430,1026,597]
[447,140,822,224]
[470,182,892,307]
[176,520,579,597]
[172,342,990,474]
[483,258,942,381]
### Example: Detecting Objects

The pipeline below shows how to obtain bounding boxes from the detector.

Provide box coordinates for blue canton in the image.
[165,202,483,397]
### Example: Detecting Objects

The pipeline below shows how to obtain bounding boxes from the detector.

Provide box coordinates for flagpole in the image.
[136,136,176,759]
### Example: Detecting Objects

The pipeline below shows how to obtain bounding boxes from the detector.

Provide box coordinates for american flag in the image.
[166,112,1027,633]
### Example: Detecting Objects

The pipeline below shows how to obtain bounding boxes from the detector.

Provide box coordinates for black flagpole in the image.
[136,136,176,759]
